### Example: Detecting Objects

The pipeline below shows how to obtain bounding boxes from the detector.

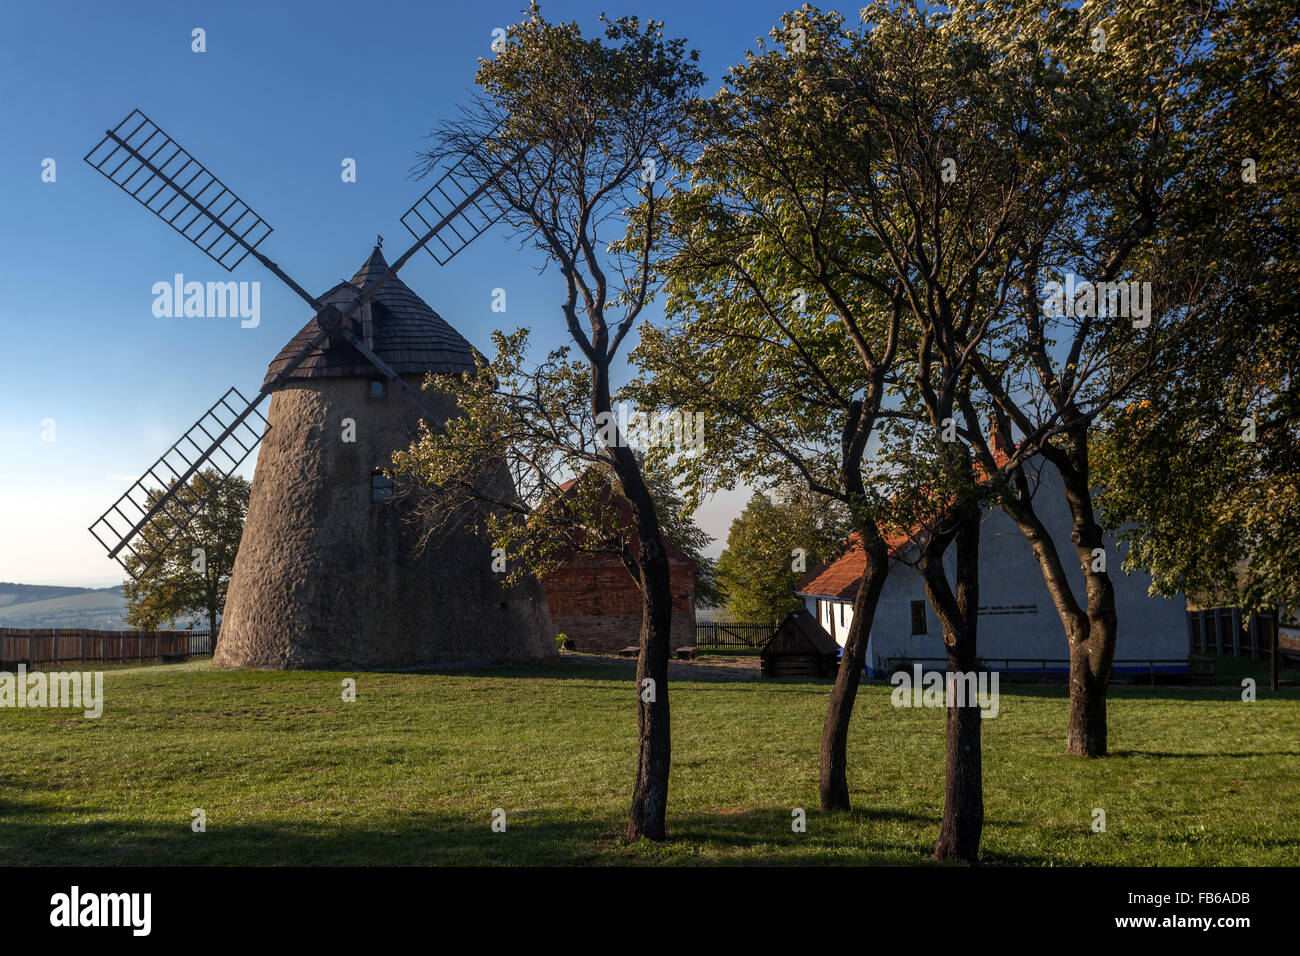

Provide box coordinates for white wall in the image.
[803,460,1188,676]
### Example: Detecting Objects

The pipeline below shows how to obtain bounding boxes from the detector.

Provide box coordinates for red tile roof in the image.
[546,471,693,567]
[794,530,908,601]
[795,436,1016,601]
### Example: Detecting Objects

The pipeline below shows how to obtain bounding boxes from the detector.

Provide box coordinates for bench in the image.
[675,646,697,660]
[618,646,640,658]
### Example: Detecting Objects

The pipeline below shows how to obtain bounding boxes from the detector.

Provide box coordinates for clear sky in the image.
[0,0,809,586]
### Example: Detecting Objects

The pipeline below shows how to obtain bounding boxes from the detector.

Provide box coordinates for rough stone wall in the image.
[543,555,696,654]
[215,375,557,670]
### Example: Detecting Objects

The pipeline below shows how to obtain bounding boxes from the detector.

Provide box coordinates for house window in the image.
[910,600,927,635]
[371,471,394,503]
[368,379,387,399]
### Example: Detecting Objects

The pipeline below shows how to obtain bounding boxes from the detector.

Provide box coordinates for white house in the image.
[795,460,1189,678]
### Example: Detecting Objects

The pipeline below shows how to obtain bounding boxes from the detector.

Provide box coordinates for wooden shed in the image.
[761,610,840,678]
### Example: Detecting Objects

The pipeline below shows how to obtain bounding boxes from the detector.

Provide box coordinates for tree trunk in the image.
[594,373,674,842]
[819,537,890,811]
[1059,449,1118,758]
[1066,640,1108,756]
[1001,456,1115,758]
[929,503,982,863]
[627,535,673,841]
[935,693,983,861]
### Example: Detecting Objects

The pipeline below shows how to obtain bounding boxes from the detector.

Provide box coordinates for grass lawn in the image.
[2,657,1297,866]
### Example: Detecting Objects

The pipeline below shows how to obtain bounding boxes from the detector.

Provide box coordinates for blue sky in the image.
[0,0,808,586]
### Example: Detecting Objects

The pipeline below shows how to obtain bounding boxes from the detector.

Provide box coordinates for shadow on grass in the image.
[1110,749,1300,759]
[0,791,960,866]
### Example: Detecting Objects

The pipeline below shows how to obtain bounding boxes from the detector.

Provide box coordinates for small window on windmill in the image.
[910,600,927,635]
[368,379,387,399]
[371,470,394,503]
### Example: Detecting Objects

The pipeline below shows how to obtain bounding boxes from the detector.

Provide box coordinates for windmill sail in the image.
[400,144,520,266]
[85,109,526,579]
[84,110,273,272]
[89,387,269,576]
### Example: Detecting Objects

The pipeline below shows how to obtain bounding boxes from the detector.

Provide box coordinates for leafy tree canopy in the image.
[123,469,251,640]
[715,483,853,623]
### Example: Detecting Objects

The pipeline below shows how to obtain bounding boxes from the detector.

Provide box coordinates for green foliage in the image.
[639,458,721,606]
[1090,0,1300,620]
[715,484,852,623]
[1094,325,1299,618]
[390,332,718,600]
[627,6,913,527]
[122,469,250,636]
[397,5,705,615]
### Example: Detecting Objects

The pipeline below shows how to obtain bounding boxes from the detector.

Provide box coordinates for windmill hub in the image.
[316,304,345,332]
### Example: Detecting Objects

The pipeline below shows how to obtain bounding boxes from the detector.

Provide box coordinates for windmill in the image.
[84,109,557,669]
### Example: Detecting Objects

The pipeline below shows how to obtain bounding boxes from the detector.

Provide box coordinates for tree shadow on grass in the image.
[0,790,967,866]
[1109,749,1300,759]
[11,790,1235,866]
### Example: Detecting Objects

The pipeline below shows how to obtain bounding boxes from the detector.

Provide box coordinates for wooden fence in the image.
[0,628,212,667]
[695,622,776,651]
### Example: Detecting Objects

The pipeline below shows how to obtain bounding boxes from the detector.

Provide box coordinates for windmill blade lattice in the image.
[84,110,273,272]
[400,147,516,266]
[86,108,526,579]
[89,387,269,575]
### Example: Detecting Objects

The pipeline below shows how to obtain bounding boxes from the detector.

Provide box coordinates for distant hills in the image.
[0,582,129,629]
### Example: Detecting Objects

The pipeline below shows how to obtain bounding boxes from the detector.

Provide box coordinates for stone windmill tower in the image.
[214,244,555,669]
[83,109,556,669]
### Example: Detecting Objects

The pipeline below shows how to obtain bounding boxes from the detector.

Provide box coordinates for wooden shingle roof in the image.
[783,609,839,654]
[262,245,479,389]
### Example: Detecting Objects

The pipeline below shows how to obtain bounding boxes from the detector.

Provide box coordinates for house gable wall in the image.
[800,461,1188,674]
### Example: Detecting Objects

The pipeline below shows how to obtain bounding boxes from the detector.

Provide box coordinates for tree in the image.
[928,0,1295,756]
[631,6,911,815]
[812,0,1279,762]
[123,469,251,647]
[393,5,703,841]
[1091,0,1299,636]
[1094,352,1298,620]
[715,485,851,623]
[634,3,1061,861]
[640,0,1279,855]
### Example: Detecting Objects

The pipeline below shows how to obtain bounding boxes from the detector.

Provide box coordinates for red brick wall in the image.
[543,555,697,654]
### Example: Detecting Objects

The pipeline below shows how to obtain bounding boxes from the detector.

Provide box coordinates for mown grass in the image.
[1,658,1296,865]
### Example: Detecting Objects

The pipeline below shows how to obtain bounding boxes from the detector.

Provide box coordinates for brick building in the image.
[540,476,698,655]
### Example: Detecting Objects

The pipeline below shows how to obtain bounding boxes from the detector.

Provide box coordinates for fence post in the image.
[28,631,35,665]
